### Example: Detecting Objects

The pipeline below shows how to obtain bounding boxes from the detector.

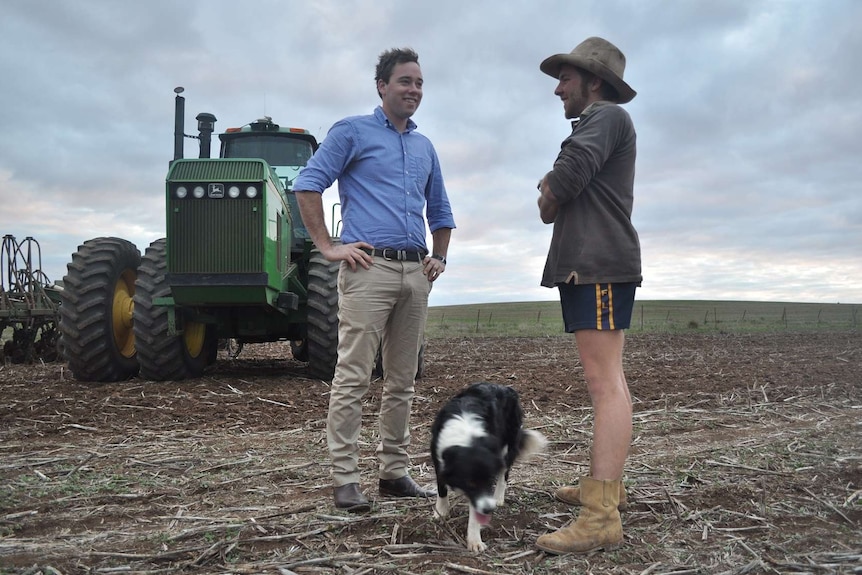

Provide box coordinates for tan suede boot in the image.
[536,477,623,554]
[555,480,628,511]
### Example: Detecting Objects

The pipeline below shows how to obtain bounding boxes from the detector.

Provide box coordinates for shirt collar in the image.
[374,106,418,133]
[572,100,613,129]
[580,100,612,119]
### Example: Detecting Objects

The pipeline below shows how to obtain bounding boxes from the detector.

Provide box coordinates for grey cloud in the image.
[1,0,859,304]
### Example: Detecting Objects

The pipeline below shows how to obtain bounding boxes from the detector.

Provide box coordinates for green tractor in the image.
[58,87,339,382]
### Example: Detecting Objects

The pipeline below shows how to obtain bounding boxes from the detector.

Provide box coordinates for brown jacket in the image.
[541,101,642,287]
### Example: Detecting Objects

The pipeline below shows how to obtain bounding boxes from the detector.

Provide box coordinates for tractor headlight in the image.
[176,186,188,199]
[245,185,258,198]
[193,185,205,199]
[228,185,241,198]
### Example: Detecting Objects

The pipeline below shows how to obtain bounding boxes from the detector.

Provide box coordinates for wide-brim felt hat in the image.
[540,36,636,103]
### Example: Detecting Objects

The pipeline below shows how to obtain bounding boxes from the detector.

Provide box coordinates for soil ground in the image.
[1,331,860,574]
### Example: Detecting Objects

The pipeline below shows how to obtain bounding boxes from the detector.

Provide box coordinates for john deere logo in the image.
[208,183,225,198]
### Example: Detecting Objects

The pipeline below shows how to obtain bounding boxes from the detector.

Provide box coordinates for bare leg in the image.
[574,329,632,480]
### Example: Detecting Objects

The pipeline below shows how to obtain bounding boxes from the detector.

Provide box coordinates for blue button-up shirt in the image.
[294,107,455,252]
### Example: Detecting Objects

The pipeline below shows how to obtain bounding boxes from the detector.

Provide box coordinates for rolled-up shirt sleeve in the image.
[293,120,357,193]
[425,147,456,233]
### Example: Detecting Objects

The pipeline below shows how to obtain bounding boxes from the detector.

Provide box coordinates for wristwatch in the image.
[431,254,447,265]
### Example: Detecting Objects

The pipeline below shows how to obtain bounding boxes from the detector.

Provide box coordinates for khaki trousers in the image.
[327,258,431,486]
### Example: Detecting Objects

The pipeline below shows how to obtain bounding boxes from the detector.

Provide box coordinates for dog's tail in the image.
[517,429,548,461]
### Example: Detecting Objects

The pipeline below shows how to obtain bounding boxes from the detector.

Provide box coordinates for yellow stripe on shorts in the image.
[607,284,615,330]
[595,284,603,329]
[594,284,617,330]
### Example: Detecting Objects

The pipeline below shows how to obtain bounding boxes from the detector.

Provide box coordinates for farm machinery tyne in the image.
[0,235,62,363]
[58,88,340,382]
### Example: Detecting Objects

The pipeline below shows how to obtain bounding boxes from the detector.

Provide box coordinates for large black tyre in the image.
[306,248,339,380]
[59,237,141,382]
[134,238,215,381]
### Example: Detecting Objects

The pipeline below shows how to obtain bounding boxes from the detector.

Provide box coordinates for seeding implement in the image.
[0,235,62,363]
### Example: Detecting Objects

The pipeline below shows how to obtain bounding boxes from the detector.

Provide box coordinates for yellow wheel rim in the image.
[112,270,136,358]
[183,321,206,359]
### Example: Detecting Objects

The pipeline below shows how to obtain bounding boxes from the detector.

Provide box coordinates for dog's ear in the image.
[445,445,489,472]
[440,446,468,480]
[478,435,501,454]
[442,446,465,467]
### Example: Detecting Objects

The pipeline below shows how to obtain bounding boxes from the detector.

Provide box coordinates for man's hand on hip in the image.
[323,242,375,272]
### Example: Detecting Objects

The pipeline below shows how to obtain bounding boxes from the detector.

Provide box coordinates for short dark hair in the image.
[375,47,420,97]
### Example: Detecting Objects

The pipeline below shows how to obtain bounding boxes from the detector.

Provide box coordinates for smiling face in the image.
[378,61,423,128]
[555,64,597,119]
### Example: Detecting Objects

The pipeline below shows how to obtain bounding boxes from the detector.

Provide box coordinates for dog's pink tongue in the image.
[473,510,491,525]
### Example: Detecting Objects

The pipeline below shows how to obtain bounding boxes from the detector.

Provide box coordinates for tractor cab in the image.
[218,117,319,247]
[219,117,318,192]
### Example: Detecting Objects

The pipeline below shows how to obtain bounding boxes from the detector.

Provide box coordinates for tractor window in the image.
[222,135,313,170]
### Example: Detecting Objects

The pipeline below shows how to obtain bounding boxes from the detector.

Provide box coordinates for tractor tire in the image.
[134,238,215,381]
[306,248,339,381]
[59,237,141,382]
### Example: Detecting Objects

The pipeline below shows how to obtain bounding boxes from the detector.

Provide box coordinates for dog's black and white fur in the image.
[430,382,546,552]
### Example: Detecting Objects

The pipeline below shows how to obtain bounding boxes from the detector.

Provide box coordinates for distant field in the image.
[3,301,858,348]
[425,300,860,338]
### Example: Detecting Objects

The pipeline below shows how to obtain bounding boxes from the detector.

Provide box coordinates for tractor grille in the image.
[169,160,265,181]
[168,199,263,273]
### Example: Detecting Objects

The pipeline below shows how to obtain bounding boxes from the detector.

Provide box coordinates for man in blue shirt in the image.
[294,47,455,513]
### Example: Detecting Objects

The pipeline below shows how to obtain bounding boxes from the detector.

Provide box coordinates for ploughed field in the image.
[1,331,860,574]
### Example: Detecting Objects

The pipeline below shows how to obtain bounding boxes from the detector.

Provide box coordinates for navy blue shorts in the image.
[558,282,637,332]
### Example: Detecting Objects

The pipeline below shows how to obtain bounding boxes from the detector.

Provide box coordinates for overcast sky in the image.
[1,0,860,307]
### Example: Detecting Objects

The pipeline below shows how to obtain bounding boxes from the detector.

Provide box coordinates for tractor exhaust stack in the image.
[173,87,185,162]
[196,112,217,158]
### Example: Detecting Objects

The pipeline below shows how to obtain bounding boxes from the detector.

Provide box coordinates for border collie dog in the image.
[430,382,546,552]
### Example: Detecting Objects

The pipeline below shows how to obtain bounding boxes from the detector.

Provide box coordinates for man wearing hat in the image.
[534,36,641,554]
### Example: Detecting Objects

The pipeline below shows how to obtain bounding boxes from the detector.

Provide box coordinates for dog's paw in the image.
[434,496,450,518]
[467,537,487,553]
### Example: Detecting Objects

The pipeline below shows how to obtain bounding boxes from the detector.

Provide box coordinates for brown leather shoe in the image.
[333,483,371,512]
[379,475,436,498]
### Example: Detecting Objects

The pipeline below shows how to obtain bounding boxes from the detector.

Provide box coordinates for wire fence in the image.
[424,300,860,338]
